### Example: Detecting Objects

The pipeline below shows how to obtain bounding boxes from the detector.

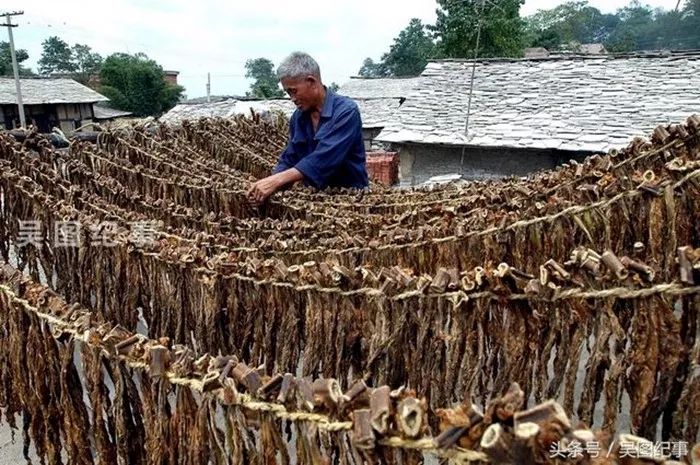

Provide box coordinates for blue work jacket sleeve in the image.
[293,107,360,189]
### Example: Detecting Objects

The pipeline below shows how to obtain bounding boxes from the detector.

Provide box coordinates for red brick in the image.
[366,151,399,186]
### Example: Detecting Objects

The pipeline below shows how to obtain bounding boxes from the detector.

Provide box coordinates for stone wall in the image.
[393,142,593,187]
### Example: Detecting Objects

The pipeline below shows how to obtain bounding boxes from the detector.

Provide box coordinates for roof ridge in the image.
[428,49,700,64]
[348,76,421,80]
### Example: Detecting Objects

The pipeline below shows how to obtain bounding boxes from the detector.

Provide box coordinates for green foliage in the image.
[161,82,186,110]
[357,1,526,76]
[245,58,284,98]
[0,41,33,76]
[680,0,700,48]
[38,36,76,75]
[525,0,700,52]
[382,19,436,76]
[525,1,619,48]
[605,1,655,51]
[98,85,129,110]
[71,44,103,85]
[329,82,340,92]
[37,36,103,83]
[100,53,184,116]
[358,57,388,77]
[431,0,526,58]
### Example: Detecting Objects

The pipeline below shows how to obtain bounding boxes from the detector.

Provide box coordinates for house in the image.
[0,77,108,133]
[92,103,133,122]
[87,69,180,90]
[574,43,607,55]
[376,51,700,186]
[338,77,419,150]
[523,47,550,58]
[159,98,296,125]
[164,70,180,86]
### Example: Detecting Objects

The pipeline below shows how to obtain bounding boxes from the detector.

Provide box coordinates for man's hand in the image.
[247,175,282,205]
[247,168,304,206]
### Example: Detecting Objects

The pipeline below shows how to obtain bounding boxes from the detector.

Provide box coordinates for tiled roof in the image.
[376,52,700,152]
[93,104,132,120]
[524,47,549,58]
[0,78,108,105]
[356,98,404,129]
[159,99,296,125]
[338,77,420,130]
[339,77,420,99]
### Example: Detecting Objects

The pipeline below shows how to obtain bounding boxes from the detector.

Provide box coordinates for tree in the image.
[38,36,76,75]
[525,1,619,49]
[245,58,284,98]
[523,0,697,53]
[329,82,340,92]
[357,57,388,77]
[381,18,436,76]
[0,41,33,76]
[71,44,103,85]
[680,0,700,48]
[99,52,184,116]
[431,0,526,59]
[604,1,655,51]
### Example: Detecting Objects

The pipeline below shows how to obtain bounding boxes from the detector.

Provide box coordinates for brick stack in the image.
[366,151,399,186]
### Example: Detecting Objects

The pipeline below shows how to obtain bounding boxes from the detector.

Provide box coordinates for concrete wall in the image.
[164,72,179,86]
[362,127,383,151]
[393,142,592,187]
[1,103,95,133]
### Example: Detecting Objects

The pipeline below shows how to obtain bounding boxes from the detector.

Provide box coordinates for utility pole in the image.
[206,72,211,103]
[460,0,486,169]
[2,11,26,129]
[463,0,486,140]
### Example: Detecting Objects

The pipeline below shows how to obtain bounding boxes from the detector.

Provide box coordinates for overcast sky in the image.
[7,0,681,98]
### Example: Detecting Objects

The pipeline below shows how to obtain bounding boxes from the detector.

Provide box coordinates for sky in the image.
[4,0,681,98]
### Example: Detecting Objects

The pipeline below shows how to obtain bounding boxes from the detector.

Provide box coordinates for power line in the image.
[460,0,486,169]
[2,10,26,129]
[463,0,486,140]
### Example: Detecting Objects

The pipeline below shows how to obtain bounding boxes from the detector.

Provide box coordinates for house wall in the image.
[54,103,95,133]
[1,103,94,133]
[2,104,58,132]
[393,142,592,187]
[362,127,383,151]
[164,72,179,86]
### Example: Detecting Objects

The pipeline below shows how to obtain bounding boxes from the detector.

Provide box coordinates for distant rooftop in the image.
[160,98,295,125]
[93,103,133,120]
[0,78,108,105]
[338,77,419,100]
[377,51,700,152]
[338,77,420,129]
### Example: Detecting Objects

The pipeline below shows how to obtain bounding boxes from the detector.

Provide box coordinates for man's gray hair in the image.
[277,52,321,81]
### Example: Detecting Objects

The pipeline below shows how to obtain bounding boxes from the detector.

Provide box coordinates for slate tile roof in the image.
[355,98,405,129]
[159,99,296,125]
[0,78,108,105]
[376,52,700,152]
[339,77,420,99]
[93,104,132,120]
[338,77,420,129]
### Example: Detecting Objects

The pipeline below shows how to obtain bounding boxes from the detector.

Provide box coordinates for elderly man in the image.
[247,52,368,205]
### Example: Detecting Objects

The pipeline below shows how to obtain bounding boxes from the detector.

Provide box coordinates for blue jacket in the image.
[273,89,369,189]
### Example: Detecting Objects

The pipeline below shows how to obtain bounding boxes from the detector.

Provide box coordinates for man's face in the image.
[281,76,317,112]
